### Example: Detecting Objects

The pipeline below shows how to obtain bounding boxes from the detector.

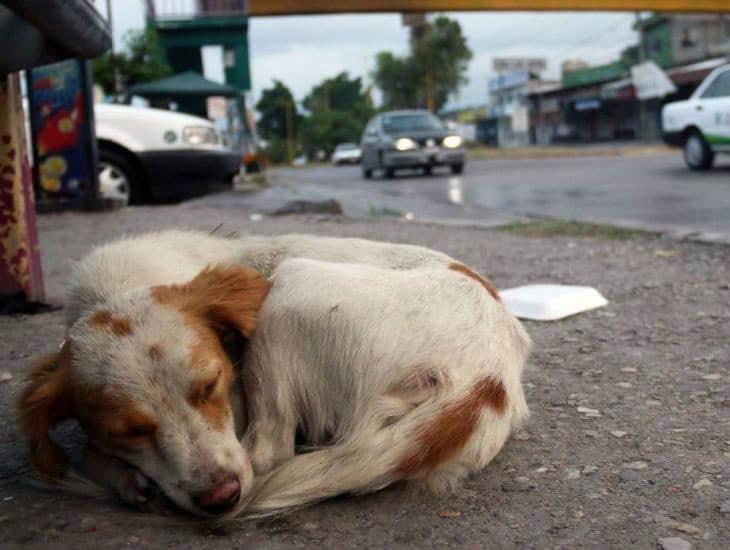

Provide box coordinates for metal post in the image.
[285,100,294,164]
[635,12,647,142]
[0,73,45,307]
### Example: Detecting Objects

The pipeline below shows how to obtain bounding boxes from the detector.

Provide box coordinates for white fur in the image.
[58,230,530,517]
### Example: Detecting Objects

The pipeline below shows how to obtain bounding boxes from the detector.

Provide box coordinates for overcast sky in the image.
[96,1,639,108]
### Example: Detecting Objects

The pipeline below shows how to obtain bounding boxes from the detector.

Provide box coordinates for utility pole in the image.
[402,12,432,110]
[425,72,435,112]
[635,12,646,142]
[285,100,294,164]
[106,0,122,96]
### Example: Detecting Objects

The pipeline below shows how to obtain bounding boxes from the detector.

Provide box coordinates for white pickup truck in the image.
[662,63,730,170]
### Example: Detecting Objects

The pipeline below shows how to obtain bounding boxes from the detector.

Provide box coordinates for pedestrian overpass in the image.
[249,0,730,15]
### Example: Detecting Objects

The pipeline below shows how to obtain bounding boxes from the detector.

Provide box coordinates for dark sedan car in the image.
[360,110,466,178]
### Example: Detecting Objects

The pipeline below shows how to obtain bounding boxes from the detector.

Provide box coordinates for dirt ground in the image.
[1,204,728,549]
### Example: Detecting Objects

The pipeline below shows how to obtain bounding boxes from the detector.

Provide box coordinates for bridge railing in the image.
[146,0,248,21]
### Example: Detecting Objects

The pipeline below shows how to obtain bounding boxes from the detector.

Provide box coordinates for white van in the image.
[662,64,730,170]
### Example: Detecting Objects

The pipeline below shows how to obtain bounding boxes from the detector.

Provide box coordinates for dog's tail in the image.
[241,427,407,517]
[241,375,518,518]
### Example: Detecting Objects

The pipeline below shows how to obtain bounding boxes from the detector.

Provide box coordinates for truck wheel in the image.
[683,132,714,171]
[450,163,464,174]
[98,149,144,205]
[362,166,372,179]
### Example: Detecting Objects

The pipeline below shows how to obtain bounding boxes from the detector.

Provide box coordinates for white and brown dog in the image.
[18,230,530,518]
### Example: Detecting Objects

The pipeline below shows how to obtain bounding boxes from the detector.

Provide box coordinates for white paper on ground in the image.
[499,284,608,321]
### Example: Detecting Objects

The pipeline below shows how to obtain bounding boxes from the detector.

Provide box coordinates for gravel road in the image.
[0,205,728,548]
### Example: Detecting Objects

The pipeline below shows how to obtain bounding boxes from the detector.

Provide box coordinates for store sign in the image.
[27,60,97,201]
[631,61,677,100]
[574,99,601,111]
[493,57,547,74]
[489,69,530,92]
[512,106,529,132]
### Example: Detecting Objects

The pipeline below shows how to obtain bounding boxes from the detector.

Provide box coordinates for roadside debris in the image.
[270,199,343,216]
[500,284,608,321]
[658,537,692,550]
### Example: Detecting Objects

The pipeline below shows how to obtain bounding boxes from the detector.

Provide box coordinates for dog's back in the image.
[244,258,531,514]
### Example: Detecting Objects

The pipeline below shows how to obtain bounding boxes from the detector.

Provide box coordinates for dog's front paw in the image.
[114,468,170,514]
[116,468,155,506]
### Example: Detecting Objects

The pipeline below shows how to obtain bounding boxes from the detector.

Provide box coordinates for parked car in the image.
[360,110,465,179]
[331,142,361,165]
[662,64,730,170]
[95,104,242,204]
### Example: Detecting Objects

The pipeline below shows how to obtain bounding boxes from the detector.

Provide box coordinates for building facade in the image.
[528,14,730,145]
[487,69,559,147]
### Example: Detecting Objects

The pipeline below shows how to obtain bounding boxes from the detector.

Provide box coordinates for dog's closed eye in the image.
[107,421,158,449]
[190,369,222,405]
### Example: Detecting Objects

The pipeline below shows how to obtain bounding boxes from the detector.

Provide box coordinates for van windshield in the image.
[382,113,444,135]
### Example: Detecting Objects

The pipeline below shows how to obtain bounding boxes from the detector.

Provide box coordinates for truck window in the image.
[701,70,730,99]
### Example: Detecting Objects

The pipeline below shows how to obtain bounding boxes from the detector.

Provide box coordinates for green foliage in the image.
[372,52,420,110]
[620,45,640,67]
[373,16,472,111]
[255,80,300,141]
[300,72,373,156]
[263,138,291,165]
[302,72,373,120]
[299,110,364,158]
[496,220,653,240]
[92,26,172,94]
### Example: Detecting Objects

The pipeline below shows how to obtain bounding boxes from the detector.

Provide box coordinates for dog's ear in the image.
[18,340,74,479]
[152,265,271,337]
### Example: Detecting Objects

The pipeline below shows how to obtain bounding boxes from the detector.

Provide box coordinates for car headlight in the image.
[182,126,220,146]
[443,135,463,148]
[394,137,418,151]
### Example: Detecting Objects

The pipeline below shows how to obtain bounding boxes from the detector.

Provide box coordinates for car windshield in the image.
[336,143,358,151]
[382,113,444,135]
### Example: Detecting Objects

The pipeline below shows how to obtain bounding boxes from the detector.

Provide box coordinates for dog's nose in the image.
[193,476,241,514]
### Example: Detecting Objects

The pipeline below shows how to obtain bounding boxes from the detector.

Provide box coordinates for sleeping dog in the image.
[18,230,530,518]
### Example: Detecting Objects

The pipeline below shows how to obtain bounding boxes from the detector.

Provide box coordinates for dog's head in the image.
[18,265,271,517]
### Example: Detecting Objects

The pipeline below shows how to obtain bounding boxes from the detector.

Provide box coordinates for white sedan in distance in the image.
[331,143,362,165]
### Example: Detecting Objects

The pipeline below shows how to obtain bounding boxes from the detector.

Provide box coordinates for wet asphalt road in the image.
[200,152,730,236]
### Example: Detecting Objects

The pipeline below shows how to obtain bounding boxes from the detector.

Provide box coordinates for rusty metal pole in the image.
[0,73,45,307]
[285,100,294,164]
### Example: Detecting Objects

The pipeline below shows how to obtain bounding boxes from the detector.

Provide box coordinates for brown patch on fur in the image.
[74,386,158,451]
[396,377,507,476]
[147,343,164,361]
[18,340,74,478]
[88,310,133,336]
[449,263,500,301]
[151,264,271,338]
[186,332,233,431]
[151,265,270,431]
[188,384,229,432]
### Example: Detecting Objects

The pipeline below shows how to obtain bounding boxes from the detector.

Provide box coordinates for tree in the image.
[299,110,364,157]
[255,80,300,141]
[303,72,373,121]
[92,26,172,94]
[372,52,421,110]
[300,72,374,156]
[373,16,472,112]
[255,80,301,163]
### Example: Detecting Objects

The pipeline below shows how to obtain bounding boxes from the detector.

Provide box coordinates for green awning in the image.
[127,71,239,98]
